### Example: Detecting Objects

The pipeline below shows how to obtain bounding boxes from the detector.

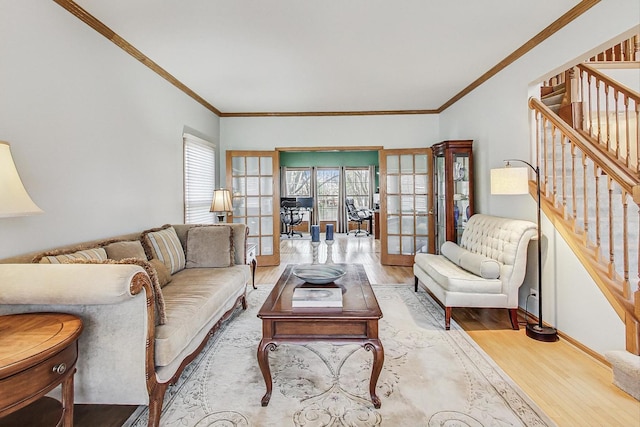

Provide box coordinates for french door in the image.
[227,151,280,266]
[379,148,434,266]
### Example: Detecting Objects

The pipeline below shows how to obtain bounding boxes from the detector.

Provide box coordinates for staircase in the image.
[533,34,640,399]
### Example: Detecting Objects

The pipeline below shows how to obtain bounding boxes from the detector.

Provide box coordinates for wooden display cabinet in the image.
[432,140,474,251]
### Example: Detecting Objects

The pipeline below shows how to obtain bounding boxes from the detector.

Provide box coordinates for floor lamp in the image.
[490,159,558,342]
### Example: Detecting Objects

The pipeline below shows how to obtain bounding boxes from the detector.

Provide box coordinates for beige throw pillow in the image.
[149,258,172,288]
[186,226,234,268]
[36,247,108,264]
[103,240,147,261]
[141,225,186,274]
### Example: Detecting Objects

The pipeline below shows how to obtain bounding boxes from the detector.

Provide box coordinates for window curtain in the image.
[183,133,216,224]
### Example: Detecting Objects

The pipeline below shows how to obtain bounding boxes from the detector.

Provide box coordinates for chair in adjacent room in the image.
[280,200,303,238]
[346,198,373,237]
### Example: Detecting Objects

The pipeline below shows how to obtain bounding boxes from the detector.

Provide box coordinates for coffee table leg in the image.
[365,340,384,408]
[257,339,277,406]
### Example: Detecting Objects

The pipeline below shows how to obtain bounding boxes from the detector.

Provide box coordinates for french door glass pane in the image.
[387,156,399,174]
[415,155,428,174]
[400,155,413,173]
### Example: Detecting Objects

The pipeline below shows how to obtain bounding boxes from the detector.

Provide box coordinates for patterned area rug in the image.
[124,285,556,426]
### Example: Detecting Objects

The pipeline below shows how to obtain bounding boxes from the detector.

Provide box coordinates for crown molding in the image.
[54,0,599,118]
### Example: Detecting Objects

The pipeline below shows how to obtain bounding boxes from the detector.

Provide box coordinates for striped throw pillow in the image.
[142,226,186,274]
[39,247,108,264]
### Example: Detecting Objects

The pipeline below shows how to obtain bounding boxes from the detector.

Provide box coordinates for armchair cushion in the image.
[441,241,501,279]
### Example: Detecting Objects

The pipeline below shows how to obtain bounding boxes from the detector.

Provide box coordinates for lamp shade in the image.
[210,188,232,213]
[0,141,43,218]
[490,166,529,195]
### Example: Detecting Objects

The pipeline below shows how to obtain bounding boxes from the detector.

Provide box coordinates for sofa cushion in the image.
[154,265,249,367]
[103,240,147,261]
[141,225,186,274]
[63,257,168,325]
[441,241,501,279]
[186,225,234,268]
[35,247,108,264]
[414,253,502,294]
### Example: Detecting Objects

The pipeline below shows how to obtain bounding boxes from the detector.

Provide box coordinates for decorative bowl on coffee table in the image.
[292,264,346,285]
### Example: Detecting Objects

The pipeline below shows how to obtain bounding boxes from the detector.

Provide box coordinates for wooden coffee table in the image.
[257,263,384,408]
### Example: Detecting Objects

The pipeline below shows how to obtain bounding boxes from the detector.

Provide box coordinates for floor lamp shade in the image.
[210,188,232,222]
[0,141,43,218]
[490,167,529,195]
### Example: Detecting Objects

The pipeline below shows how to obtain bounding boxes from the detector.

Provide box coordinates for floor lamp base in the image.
[526,323,558,342]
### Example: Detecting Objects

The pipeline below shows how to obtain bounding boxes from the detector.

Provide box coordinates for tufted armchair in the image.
[414,214,537,330]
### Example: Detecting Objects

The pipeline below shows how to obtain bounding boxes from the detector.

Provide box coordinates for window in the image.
[184,133,216,224]
[316,168,340,222]
[284,168,311,197]
[345,168,371,209]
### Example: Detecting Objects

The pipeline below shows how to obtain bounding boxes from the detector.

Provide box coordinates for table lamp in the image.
[0,141,43,217]
[210,188,232,222]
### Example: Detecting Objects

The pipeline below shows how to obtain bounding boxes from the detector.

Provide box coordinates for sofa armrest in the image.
[0,263,148,305]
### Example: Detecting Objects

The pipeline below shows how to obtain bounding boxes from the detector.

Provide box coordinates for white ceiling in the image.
[74,0,580,114]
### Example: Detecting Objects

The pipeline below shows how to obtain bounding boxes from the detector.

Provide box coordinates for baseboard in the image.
[517,308,610,367]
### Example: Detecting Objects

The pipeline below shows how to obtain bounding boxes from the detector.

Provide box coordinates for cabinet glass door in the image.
[433,140,474,251]
[227,151,280,266]
[379,148,434,266]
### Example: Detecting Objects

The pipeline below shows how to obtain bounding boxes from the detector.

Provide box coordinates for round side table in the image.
[0,312,83,427]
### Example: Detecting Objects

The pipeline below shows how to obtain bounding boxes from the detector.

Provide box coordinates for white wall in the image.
[0,2,219,258]
[440,0,639,355]
[220,114,440,179]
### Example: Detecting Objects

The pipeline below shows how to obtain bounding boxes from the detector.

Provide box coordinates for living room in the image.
[1,1,639,426]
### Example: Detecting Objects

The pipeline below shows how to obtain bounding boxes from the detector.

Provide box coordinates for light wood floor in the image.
[31,234,640,426]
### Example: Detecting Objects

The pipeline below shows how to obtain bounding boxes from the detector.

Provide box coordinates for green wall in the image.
[280,151,379,167]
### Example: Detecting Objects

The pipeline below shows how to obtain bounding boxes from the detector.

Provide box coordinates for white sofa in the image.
[414,214,537,330]
[0,223,250,427]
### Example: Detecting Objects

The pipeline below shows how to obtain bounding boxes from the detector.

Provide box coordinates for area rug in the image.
[124,285,556,426]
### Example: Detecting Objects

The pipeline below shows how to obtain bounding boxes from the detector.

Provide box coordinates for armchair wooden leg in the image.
[445,307,452,330]
[414,276,419,292]
[508,309,520,330]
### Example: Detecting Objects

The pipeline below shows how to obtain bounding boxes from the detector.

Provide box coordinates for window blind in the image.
[184,133,216,224]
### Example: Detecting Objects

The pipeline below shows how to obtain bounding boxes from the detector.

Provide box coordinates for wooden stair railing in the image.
[529,96,640,355]
[576,63,640,175]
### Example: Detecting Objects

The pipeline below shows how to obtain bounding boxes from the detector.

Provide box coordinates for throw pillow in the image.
[149,258,172,288]
[141,225,186,274]
[35,247,108,264]
[103,240,147,261]
[186,225,235,268]
[440,241,465,265]
[64,257,167,325]
[459,250,501,280]
[440,241,501,280]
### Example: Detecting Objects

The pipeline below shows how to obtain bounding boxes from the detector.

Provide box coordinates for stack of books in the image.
[292,287,342,308]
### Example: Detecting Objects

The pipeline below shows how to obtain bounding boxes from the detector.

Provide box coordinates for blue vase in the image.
[453,205,459,228]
